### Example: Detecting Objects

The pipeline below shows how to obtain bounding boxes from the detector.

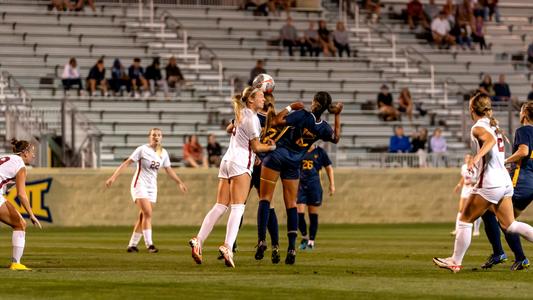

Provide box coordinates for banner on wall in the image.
[5,178,53,223]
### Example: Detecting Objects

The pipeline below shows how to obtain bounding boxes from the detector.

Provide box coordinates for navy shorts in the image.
[297,181,323,206]
[262,147,302,180]
[512,188,533,211]
[251,164,262,191]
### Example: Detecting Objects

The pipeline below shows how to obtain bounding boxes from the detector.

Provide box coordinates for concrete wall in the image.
[6,168,532,226]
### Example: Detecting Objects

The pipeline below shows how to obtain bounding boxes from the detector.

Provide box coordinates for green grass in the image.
[0,224,531,299]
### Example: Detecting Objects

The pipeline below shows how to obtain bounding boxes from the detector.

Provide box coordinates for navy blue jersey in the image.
[300,146,332,182]
[511,125,533,188]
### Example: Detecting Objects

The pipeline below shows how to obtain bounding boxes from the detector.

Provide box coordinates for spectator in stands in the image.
[527,41,533,69]
[318,20,336,57]
[183,135,208,168]
[61,57,82,95]
[166,56,185,96]
[398,88,414,122]
[389,126,411,153]
[430,127,447,167]
[280,17,301,57]
[406,0,429,31]
[73,0,96,13]
[411,127,428,167]
[456,0,474,30]
[431,11,455,49]
[128,58,149,98]
[207,134,222,168]
[487,0,500,23]
[145,57,169,98]
[365,0,381,23]
[87,58,108,96]
[478,74,495,97]
[50,0,74,11]
[333,21,350,57]
[110,58,130,96]
[493,74,511,102]
[424,0,440,22]
[472,16,487,51]
[302,21,321,57]
[442,0,456,28]
[456,22,474,51]
[528,83,533,101]
[377,84,399,121]
[248,60,266,86]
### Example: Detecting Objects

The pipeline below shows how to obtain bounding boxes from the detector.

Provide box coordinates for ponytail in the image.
[11,138,31,154]
[232,86,261,124]
[263,93,277,137]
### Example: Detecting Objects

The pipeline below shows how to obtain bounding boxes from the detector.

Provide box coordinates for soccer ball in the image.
[252,73,275,94]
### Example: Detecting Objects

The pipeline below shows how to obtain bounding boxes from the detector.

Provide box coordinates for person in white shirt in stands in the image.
[105,128,188,253]
[61,57,83,95]
[431,11,456,49]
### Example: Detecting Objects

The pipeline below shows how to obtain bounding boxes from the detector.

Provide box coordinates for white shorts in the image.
[472,185,514,205]
[218,160,251,179]
[461,185,473,199]
[130,185,157,203]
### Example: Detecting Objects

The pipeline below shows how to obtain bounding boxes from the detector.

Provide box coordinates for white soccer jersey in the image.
[0,155,25,195]
[470,117,512,189]
[129,144,171,191]
[222,108,261,171]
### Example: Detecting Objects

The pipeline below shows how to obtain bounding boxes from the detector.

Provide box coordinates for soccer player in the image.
[480,101,533,271]
[433,93,533,273]
[297,143,335,250]
[0,139,42,271]
[105,128,188,253]
[452,154,481,236]
[188,87,276,268]
[256,91,342,265]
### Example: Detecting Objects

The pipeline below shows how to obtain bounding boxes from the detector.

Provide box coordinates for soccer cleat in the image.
[271,246,280,264]
[299,238,308,250]
[189,238,202,264]
[9,262,32,271]
[285,250,296,265]
[481,253,508,269]
[147,245,159,253]
[254,240,267,260]
[432,257,462,273]
[232,241,238,254]
[127,246,139,253]
[219,245,235,268]
[510,258,530,271]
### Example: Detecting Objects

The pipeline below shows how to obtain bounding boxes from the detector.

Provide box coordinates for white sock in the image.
[12,231,25,263]
[455,212,461,232]
[197,203,228,245]
[451,221,473,265]
[224,204,246,248]
[473,218,482,233]
[128,232,143,247]
[142,229,153,247]
[507,221,533,242]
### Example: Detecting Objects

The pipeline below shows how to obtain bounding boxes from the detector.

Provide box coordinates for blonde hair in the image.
[521,101,533,123]
[232,86,261,124]
[148,128,163,153]
[470,93,509,144]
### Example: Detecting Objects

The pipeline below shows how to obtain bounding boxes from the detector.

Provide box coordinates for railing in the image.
[330,152,467,168]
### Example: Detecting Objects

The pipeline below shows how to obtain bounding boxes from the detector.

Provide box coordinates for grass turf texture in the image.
[0,224,531,300]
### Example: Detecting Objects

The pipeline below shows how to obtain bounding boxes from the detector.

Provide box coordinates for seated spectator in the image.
[279,17,301,57]
[248,60,266,86]
[493,74,511,102]
[61,57,82,95]
[72,0,96,12]
[377,84,399,121]
[87,58,108,96]
[318,20,336,57]
[398,88,414,122]
[411,127,428,167]
[333,21,350,57]
[424,0,440,22]
[527,83,533,101]
[110,58,130,96]
[472,16,487,51]
[430,128,447,167]
[478,74,495,97]
[183,135,208,168]
[389,126,411,153]
[431,11,455,49]
[442,0,456,28]
[487,0,500,23]
[165,56,185,96]
[50,0,74,11]
[207,134,222,168]
[527,41,533,69]
[456,23,474,50]
[302,21,321,57]
[456,0,474,29]
[365,0,381,23]
[406,0,428,30]
[128,57,149,97]
[145,57,169,98]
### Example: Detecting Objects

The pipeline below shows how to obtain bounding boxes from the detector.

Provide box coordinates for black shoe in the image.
[285,249,296,265]
[127,246,139,253]
[271,246,281,264]
[254,240,267,260]
[481,253,507,269]
[147,245,159,253]
[232,241,238,253]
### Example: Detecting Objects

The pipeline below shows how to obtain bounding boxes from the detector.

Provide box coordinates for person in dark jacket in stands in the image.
[389,126,411,153]
[145,57,169,98]
[165,56,185,96]
[128,57,149,98]
[87,58,108,96]
[248,60,266,86]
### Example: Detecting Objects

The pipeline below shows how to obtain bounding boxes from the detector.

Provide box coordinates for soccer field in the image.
[0,224,531,300]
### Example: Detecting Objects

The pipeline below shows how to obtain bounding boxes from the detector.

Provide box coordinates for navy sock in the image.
[298,213,307,237]
[481,211,505,256]
[309,213,318,241]
[257,200,270,242]
[504,231,527,261]
[287,207,298,251]
[267,208,279,246]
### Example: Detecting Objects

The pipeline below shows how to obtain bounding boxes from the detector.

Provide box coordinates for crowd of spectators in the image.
[389,126,448,167]
[477,73,515,102]
[50,0,96,13]
[376,85,422,122]
[182,134,222,168]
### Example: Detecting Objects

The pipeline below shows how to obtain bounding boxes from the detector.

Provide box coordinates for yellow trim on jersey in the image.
[512,164,521,187]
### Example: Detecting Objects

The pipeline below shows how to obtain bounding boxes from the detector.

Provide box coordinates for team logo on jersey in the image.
[296,128,317,148]
[5,178,53,223]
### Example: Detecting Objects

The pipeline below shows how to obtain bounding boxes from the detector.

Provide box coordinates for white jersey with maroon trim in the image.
[470,117,512,189]
[222,107,261,173]
[0,155,25,195]
[129,144,171,192]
